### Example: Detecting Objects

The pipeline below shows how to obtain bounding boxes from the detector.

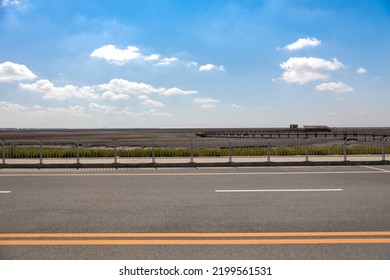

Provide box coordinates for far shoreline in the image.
[1,126,389,141]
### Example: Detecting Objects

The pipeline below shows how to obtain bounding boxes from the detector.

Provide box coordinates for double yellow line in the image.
[1,231,390,245]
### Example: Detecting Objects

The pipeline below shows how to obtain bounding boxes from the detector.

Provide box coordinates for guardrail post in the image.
[39,141,43,164]
[305,139,309,162]
[383,137,387,161]
[1,141,4,164]
[344,139,348,162]
[228,139,232,163]
[152,139,156,164]
[76,141,80,164]
[114,141,118,164]
[190,139,194,163]
[267,139,271,162]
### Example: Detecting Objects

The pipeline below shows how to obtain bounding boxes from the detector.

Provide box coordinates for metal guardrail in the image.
[0,137,389,166]
[344,138,383,160]
[41,140,79,164]
[192,138,231,162]
[3,140,41,163]
[1,140,4,165]
[78,139,116,164]
[116,139,154,164]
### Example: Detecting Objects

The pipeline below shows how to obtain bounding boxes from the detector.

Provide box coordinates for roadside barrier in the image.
[3,140,41,164]
[1,140,4,165]
[41,140,79,164]
[307,139,344,161]
[192,138,231,163]
[78,139,116,164]
[230,138,269,161]
[0,137,389,167]
[116,139,154,164]
[344,138,383,160]
[154,139,192,163]
[268,138,307,161]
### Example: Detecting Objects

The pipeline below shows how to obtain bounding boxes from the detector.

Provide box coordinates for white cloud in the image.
[201,104,215,109]
[195,97,220,109]
[90,44,181,67]
[19,80,74,100]
[88,103,117,113]
[280,57,344,84]
[1,0,19,6]
[142,99,164,107]
[98,78,162,96]
[19,78,197,101]
[144,54,160,61]
[356,67,367,74]
[154,57,178,66]
[137,95,149,100]
[101,91,129,101]
[0,61,37,83]
[0,101,26,112]
[75,86,101,99]
[160,87,197,96]
[198,64,225,72]
[19,79,100,101]
[315,82,354,93]
[90,45,142,65]
[121,107,172,117]
[99,79,196,98]
[282,37,321,51]
[195,97,220,103]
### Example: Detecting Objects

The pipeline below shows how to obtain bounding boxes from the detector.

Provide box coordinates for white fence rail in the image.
[1,137,389,166]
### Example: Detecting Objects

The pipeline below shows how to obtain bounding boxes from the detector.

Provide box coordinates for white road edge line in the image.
[0,191,11,194]
[362,165,390,173]
[215,189,344,193]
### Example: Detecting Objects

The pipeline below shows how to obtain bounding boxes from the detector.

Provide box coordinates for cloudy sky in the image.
[1,0,389,128]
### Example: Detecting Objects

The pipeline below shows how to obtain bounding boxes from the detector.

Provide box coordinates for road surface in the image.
[0,165,389,259]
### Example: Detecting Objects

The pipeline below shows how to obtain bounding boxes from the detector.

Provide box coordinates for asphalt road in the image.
[0,166,389,259]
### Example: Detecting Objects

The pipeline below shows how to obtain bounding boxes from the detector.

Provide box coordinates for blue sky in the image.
[0,0,389,128]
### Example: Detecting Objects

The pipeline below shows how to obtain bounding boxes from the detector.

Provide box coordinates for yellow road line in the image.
[1,238,390,246]
[1,231,390,238]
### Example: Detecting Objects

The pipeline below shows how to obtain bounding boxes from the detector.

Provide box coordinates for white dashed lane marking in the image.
[215,189,344,193]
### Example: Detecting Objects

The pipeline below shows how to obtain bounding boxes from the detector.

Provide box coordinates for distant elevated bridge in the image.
[196,126,390,140]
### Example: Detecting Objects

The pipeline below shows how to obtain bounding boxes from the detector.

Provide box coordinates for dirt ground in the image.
[0,129,201,141]
[1,127,389,141]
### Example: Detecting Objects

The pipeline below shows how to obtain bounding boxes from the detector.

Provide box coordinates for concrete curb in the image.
[0,160,389,169]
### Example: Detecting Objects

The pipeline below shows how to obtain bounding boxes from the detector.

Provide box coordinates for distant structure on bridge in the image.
[196,125,390,140]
